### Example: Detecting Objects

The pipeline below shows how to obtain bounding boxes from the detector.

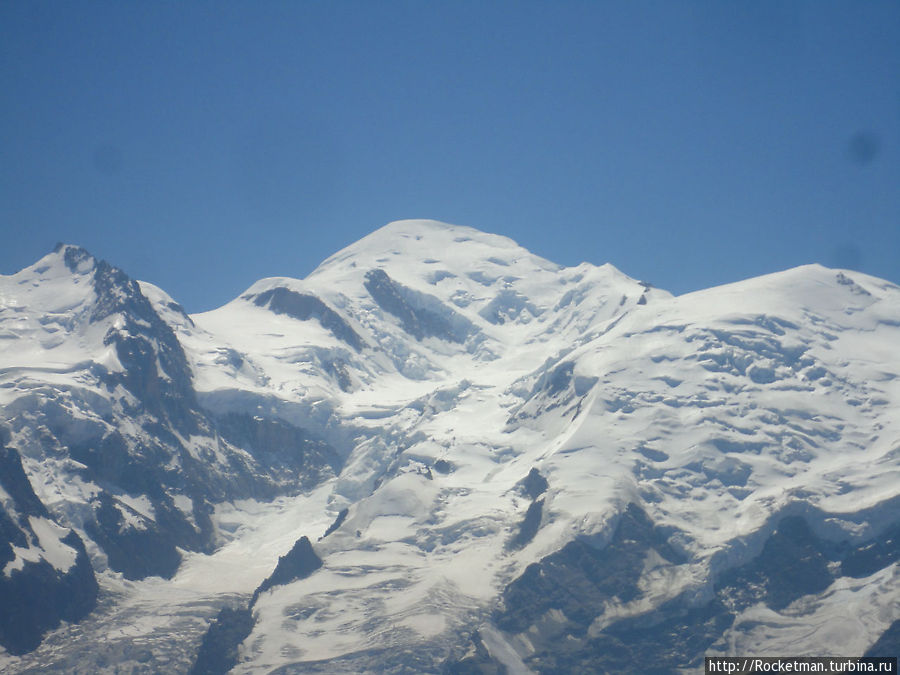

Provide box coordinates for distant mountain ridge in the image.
[0,220,897,672]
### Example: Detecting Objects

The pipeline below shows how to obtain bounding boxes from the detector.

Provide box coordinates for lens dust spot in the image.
[847,131,881,165]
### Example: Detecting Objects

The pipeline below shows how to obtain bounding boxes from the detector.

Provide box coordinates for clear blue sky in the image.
[2,1,898,311]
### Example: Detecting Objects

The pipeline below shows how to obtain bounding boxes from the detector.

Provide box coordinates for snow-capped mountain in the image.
[0,220,898,672]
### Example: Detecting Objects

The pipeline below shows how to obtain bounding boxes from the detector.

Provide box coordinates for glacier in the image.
[0,220,898,672]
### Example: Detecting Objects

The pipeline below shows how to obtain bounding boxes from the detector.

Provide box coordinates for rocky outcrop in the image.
[0,445,98,655]
[190,536,323,674]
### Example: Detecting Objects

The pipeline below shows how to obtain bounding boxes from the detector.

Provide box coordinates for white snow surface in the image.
[0,246,120,393]
[1,221,899,672]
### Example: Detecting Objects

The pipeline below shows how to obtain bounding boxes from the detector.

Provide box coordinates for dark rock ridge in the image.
[509,498,543,550]
[321,507,349,539]
[190,536,323,674]
[518,467,548,500]
[0,445,98,655]
[507,359,596,427]
[250,287,363,351]
[188,606,255,675]
[252,536,323,604]
[364,268,475,343]
[88,253,200,435]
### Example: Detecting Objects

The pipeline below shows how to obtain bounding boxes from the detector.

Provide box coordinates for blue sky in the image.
[2,1,898,312]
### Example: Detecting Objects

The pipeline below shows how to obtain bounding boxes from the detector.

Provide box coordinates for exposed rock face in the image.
[251,288,363,351]
[518,467,548,500]
[190,536,323,674]
[509,498,543,549]
[83,492,184,581]
[90,256,199,432]
[364,268,475,343]
[189,606,255,675]
[716,516,833,612]
[215,413,342,493]
[0,445,98,655]
[252,536,322,603]
[321,507,349,539]
[448,505,900,673]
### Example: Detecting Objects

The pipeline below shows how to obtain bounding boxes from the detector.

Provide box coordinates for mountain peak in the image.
[51,243,95,274]
[368,218,496,240]
[6,244,98,286]
[310,219,542,281]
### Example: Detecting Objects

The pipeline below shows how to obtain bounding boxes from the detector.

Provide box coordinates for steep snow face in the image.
[1,222,898,673]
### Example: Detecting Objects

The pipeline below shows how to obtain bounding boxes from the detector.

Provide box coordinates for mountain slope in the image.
[0,243,343,653]
[0,221,897,672]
